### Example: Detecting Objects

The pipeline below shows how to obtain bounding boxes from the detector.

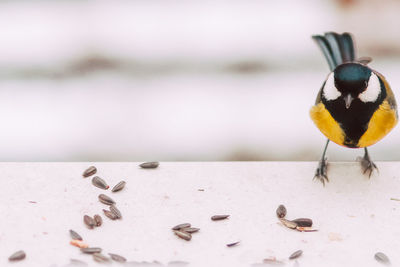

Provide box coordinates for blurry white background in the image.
[0,0,400,161]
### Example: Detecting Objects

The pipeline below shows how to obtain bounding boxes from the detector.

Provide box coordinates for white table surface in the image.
[0,162,399,267]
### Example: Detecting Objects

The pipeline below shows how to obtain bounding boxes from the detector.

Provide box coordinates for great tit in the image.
[310,32,398,184]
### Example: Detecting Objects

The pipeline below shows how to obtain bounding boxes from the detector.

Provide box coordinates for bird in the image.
[310,32,398,185]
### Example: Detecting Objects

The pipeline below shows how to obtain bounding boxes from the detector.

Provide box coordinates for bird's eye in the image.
[323,73,341,101]
[358,73,381,103]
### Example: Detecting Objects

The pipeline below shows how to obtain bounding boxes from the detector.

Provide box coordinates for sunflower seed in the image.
[226,241,240,247]
[70,259,88,266]
[375,252,390,264]
[139,162,159,169]
[182,227,200,233]
[83,166,97,178]
[211,215,230,221]
[110,205,122,219]
[172,223,191,230]
[80,247,102,254]
[83,215,95,229]
[279,218,298,229]
[292,218,313,227]
[111,181,126,192]
[69,229,83,240]
[276,205,287,218]
[93,253,110,262]
[296,226,318,232]
[92,176,109,190]
[103,209,118,220]
[174,230,192,241]
[289,250,303,260]
[108,253,127,262]
[98,194,115,205]
[94,214,102,226]
[8,250,26,261]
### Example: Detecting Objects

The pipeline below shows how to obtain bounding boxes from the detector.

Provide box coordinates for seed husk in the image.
[110,205,122,219]
[94,214,102,226]
[211,215,230,221]
[375,252,390,264]
[93,253,110,262]
[276,205,287,218]
[80,247,102,254]
[172,223,191,230]
[279,218,298,229]
[139,162,159,169]
[8,250,26,261]
[182,227,200,233]
[92,176,109,190]
[83,215,95,229]
[112,181,126,192]
[98,194,115,205]
[70,259,88,266]
[174,230,192,241]
[70,240,89,248]
[289,250,303,260]
[103,209,118,220]
[226,241,240,247]
[292,218,313,227]
[83,166,97,178]
[108,253,127,262]
[69,229,83,240]
[262,257,285,265]
[168,261,190,266]
[296,226,318,232]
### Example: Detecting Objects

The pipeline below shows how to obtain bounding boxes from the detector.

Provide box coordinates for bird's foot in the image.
[313,157,329,186]
[357,154,378,178]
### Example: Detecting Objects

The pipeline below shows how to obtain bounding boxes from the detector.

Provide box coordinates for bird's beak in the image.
[344,94,353,109]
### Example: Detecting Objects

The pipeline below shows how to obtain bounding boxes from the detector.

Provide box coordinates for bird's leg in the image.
[358,147,378,177]
[313,139,330,186]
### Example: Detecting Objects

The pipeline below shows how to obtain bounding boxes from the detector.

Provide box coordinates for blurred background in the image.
[1,0,400,161]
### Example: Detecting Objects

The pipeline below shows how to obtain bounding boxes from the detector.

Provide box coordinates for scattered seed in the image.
[375,252,390,265]
[289,250,303,260]
[292,218,313,227]
[390,197,400,201]
[168,261,190,266]
[70,259,88,266]
[139,162,159,169]
[226,241,240,247]
[111,181,126,192]
[263,256,285,265]
[98,194,116,205]
[92,214,102,226]
[70,240,89,248]
[83,166,97,178]
[182,227,200,233]
[92,176,109,190]
[296,226,318,232]
[172,223,191,230]
[211,215,230,221]
[279,218,298,229]
[108,253,127,262]
[80,247,102,254]
[83,215,95,229]
[103,209,118,220]
[276,205,287,218]
[8,250,26,261]
[174,230,192,241]
[69,229,83,240]
[93,253,110,262]
[110,205,122,219]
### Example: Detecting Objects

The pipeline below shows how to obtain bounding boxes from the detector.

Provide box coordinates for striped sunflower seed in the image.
[139,162,159,169]
[174,230,192,241]
[80,247,102,254]
[289,250,303,260]
[182,227,200,233]
[69,229,83,240]
[98,194,115,205]
[172,223,191,230]
[279,218,298,229]
[103,209,118,220]
[292,218,313,227]
[111,181,126,192]
[108,253,127,262]
[83,166,97,178]
[8,250,26,261]
[374,252,390,264]
[211,215,230,221]
[276,205,287,218]
[110,205,122,219]
[94,214,102,226]
[226,241,240,247]
[93,253,110,262]
[83,215,95,229]
[92,176,109,190]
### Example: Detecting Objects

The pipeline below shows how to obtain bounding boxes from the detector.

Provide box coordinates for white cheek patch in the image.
[358,73,381,103]
[323,73,341,101]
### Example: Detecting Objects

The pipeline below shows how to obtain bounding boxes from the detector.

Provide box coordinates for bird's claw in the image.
[357,155,378,178]
[313,157,329,186]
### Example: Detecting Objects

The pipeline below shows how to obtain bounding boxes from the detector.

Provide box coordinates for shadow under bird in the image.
[310,32,398,184]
